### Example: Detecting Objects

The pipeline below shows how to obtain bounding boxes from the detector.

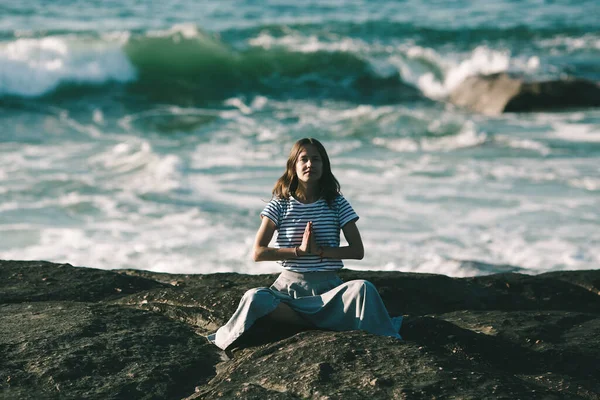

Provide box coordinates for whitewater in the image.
[1,0,599,276]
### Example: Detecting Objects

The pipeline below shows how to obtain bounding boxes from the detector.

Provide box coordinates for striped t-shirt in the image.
[260,195,359,272]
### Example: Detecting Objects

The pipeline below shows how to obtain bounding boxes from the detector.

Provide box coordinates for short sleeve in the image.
[260,198,282,229]
[336,196,359,228]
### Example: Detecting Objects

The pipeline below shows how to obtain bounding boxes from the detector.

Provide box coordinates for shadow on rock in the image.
[227,316,311,353]
[401,314,600,397]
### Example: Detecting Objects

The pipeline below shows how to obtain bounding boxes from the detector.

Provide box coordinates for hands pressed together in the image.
[296,221,324,257]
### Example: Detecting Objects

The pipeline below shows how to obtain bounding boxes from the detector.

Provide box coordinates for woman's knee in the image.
[242,287,273,303]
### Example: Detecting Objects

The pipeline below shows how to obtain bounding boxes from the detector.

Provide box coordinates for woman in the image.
[208,138,402,350]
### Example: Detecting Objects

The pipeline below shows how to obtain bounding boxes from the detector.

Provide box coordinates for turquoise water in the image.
[1,0,599,276]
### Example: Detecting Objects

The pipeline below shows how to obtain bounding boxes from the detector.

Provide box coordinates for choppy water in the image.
[1,0,599,276]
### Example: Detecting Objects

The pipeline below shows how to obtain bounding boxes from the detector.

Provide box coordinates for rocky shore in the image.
[1,260,599,399]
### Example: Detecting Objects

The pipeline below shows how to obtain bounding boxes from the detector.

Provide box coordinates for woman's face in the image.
[295,144,323,184]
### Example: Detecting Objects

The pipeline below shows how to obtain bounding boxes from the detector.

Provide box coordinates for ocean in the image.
[1,0,599,276]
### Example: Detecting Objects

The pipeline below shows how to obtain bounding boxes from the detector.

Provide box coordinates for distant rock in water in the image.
[449,73,600,115]
[1,260,600,399]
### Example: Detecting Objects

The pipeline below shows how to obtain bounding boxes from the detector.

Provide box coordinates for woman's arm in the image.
[252,217,297,261]
[320,220,364,260]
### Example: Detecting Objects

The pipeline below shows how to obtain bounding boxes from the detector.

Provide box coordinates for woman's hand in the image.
[298,221,317,255]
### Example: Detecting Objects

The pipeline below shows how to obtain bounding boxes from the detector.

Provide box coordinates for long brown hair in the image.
[272,138,341,207]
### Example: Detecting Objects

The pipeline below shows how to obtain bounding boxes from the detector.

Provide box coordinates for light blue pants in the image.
[208,270,402,350]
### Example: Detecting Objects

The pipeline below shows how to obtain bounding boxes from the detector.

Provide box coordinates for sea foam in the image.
[0,36,136,97]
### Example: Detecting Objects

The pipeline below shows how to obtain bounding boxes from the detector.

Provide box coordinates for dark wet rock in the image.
[1,260,599,399]
[0,260,166,303]
[0,302,218,400]
[449,73,600,115]
[0,261,220,400]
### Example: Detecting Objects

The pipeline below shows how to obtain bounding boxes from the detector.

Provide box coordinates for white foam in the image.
[423,121,487,151]
[159,23,203,39]
[494,135,551,156]
[89,139,184,193]
[0,36,136,97]
[551,122,600,143]
[372,120,487,153]
[386,45,513,99]
[0,209,267,274]
[527,56,540,70]
[348,196,600,277]
[248,31,368,54]
[445,46,510,91]
[387,46,450,98]
[372,137,419,152]
[538,33,600,52]
[93,109,105,125]
[224,98,253,114]
[569,177,600,191]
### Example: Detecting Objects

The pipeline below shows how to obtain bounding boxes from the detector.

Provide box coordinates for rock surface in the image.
[1,260,599,399]
[448,73,600,115]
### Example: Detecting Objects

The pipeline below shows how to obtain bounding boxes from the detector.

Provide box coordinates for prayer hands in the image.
[299,221,317,255]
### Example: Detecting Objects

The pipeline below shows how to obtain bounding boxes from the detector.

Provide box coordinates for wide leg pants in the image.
[208,270,402,350]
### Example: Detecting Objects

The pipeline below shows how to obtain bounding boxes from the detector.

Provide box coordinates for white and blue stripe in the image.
[260,195,359,272]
